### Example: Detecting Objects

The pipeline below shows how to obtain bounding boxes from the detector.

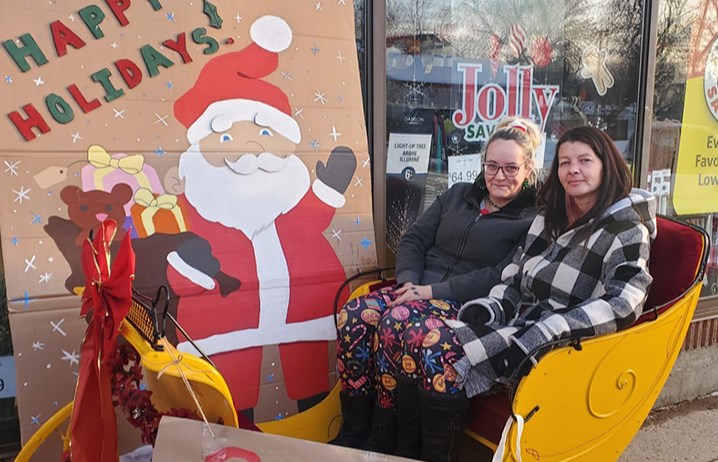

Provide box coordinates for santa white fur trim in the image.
[250,16,292,53]
[166,251,216,291]
[187,99,301,144]
[312,178,346,208]
[177,314,337,354]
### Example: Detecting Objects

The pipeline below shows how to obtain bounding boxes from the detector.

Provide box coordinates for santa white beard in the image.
[179,146,310,238]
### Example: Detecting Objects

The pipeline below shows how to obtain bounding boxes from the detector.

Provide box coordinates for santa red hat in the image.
[174,15,301,144]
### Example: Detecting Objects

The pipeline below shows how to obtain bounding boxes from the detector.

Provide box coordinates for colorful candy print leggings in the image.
[336,287,460,408]
[402,318,464,395]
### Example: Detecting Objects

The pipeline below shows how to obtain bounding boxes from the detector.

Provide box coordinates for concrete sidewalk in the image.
[619,393,718,462]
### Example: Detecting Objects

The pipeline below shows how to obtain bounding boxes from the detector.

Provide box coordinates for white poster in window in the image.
[386,133,432,181]
[448,153,483,188]
[649,169,672,197]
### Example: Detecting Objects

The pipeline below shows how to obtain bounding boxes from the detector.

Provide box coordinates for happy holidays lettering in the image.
[2,0,221,141]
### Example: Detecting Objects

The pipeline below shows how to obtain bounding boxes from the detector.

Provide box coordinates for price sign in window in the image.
[448,153,482,188]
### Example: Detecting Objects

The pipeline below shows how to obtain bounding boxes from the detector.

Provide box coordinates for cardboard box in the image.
[154,416,416,462]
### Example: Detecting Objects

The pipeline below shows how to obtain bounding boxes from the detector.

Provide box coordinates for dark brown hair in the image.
[538,126,632,239]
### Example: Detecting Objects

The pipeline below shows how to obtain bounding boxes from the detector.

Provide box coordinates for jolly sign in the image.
[452,62,559,141]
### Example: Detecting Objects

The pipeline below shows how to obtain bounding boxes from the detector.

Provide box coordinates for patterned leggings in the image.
[402,318,464,395]
[336,287,460,408]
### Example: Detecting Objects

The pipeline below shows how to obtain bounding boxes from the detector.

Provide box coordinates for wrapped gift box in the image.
[130,188,189,237]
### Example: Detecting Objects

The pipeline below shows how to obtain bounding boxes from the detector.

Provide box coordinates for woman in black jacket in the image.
[330,116,542,454]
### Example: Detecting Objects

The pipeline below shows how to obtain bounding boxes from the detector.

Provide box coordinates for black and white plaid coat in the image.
[446,189,656,397]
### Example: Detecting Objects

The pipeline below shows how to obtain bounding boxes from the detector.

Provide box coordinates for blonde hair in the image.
[484,116,542,186]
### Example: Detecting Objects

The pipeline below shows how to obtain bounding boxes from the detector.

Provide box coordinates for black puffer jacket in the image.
[396,181,537,303]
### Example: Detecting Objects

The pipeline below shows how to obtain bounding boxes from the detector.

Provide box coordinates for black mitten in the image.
[458,303,492,326]
[316,146,357,194]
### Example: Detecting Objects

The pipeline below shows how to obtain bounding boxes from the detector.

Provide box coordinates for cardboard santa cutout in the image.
[167,15,355,412]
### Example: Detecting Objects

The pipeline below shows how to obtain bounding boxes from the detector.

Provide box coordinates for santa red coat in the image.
[167,190,348,411]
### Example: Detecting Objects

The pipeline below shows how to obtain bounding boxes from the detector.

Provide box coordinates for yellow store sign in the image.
[674,38,718,214]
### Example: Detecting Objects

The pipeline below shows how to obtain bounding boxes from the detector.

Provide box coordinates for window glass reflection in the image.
[385,0,645,254]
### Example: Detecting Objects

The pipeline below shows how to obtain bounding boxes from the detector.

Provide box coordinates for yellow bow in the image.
[134,188,178,210]
[87,145,145,175]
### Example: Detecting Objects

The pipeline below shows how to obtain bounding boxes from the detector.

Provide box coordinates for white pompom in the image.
[250,16,292,52]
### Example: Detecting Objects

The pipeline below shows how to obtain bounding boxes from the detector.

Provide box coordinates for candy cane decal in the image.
[509,24,526,58]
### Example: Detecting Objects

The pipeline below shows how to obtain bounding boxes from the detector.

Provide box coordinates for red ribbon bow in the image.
[70,220,135,462]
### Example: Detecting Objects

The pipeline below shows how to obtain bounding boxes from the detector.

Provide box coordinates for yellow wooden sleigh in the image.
[15,216,709,461]
[256,215,710,461]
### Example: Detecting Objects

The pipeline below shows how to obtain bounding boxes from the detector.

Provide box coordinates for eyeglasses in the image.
[482,162,525,178]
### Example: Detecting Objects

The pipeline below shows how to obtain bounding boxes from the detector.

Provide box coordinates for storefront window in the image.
[651,0,718,298]
[384,0,646,255]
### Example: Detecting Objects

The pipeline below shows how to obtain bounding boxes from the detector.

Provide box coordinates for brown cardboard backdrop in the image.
[0,0,375,454]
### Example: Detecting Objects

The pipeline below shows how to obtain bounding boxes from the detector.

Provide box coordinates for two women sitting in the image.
[332,119,656,462]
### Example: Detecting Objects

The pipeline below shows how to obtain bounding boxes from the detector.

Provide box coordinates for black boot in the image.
[363,404,397,454]
[329,392,375,448]
[394,376,422,459]
[420,388,469,462]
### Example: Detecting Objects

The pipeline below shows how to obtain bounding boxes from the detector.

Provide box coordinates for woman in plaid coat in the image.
[405,126,656,462]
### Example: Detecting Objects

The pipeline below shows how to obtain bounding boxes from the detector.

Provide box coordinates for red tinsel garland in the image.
[109,343,202,445]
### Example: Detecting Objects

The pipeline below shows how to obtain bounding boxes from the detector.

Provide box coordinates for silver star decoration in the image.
[51,318,66,336]
[314,89,328,104]
[39,272,53,283]
[310,43,321,56]
[33,77,44,86]
[329,126,342,141]
[154,113,169,126]
[13,186,31,204]
[294,107,304,119]
[281,70,293,80]
[4,160,20,176]
[61,349,80,367]
[32,341,45,351]
[71,132,82,143]
[24,255,37,272]
[309,139,320,151]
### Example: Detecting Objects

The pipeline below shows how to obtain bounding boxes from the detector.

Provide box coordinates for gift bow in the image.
[134,188,178,209]
[87,145,145,175]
